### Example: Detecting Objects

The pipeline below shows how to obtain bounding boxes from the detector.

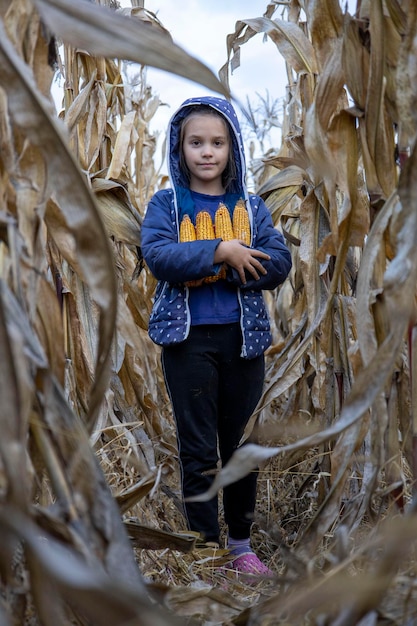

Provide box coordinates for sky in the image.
[137,0,288,151]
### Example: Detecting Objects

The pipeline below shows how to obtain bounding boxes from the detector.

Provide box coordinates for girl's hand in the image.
[214,240,270,285]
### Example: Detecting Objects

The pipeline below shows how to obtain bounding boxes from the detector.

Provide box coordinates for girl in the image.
[141,96,292,576]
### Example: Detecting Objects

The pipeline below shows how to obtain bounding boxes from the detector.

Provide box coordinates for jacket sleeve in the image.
[141,190,223,284]
[226,195,292,290]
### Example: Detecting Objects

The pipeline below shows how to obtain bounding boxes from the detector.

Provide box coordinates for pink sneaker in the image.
[228,552,274,578]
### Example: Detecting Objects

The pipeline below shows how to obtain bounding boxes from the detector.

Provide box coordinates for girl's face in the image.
[182,113,230,194]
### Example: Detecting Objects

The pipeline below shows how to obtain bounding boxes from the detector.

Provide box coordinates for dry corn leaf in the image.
[0,87,14,170]
[77,80,108,171]
[355,192,399,365]
[64,68,97,133]
[33,0,229,98]
[0,508,184,626]
[266,187,302,225]
[372,107,398,200]
[385,0,407,34]
[385,380,405,500]
[362,0,397,198]
[304,102,337,206]
[237,16,319,75]
[257,164,306,198]
[299,189,329,321]
[317,110,368,257]
[116,475,159,514]
[65,275,97,365]
[303,0,344,67]
[13,140,47,261]
[396,2,417,149]
[36,378,147,584]
[397,354,413,468]
[0,283,31,509]
[124,520,196,552]
[260,311,309,409]
[45,200,85,279]
[117,6,173,40]
[91,176,142,246]
[123,266,154,331]
[358,119,383,201]
[186,443,281,502]
[313,36,346,131]
[106,110,137,181]
[165,585,249,622]
[366,0,384,163]
[2,278,48,371]
[343,13,370,112]
[34,275,66,385]
[0,21,117,427]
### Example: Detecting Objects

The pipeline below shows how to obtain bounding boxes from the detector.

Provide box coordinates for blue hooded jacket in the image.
[141,96,292,358]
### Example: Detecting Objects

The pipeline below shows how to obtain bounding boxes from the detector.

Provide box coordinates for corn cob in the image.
[214,203,234,241]
[179,214,196,242]
[195,211,221,283]
[214,203,235,281]
[233,199,251,246]
[196,210,215,240]
[181,212,219,285]
[179,214,200,286]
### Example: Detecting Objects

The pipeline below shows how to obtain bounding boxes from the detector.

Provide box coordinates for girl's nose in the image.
[201,143,213,156]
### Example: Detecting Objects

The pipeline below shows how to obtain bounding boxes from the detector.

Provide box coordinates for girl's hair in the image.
[178,105,237,192]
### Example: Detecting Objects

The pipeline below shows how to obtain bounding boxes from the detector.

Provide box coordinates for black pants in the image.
[162,323,265,544]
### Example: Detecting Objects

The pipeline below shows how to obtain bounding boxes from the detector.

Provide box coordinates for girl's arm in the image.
[214,240,270,284]
[141,191,223,284]
[223,196,292,290]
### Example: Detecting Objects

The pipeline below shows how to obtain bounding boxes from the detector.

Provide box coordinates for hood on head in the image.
[167,96,247,197]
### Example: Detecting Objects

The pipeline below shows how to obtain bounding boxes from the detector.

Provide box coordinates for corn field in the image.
[1,0,417,624]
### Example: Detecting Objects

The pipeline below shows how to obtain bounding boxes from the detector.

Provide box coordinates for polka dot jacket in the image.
[141,97,292,359]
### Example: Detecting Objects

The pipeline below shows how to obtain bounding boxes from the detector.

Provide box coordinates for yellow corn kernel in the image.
[180,215,200,287]
[179,214,196,242]
[214,203,234,241]
[182,212,216,286]
[196,210,221,282]
[196,210,215,240]
[233,199,251,246]
[203,274,221,283]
